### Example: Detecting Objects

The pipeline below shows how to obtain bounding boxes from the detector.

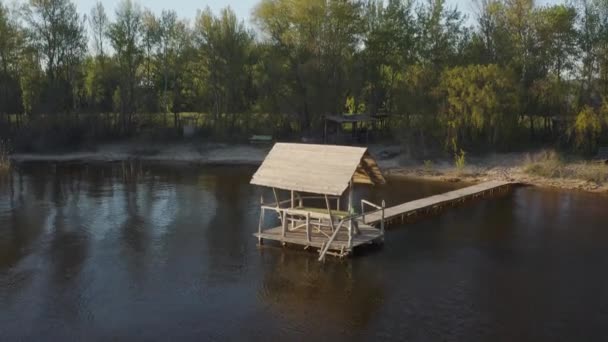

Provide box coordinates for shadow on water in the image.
[0,168,49,270]
[119,176,148,287]
[0,177,39,307]
[202,166,260,284]
[47,167,90,282]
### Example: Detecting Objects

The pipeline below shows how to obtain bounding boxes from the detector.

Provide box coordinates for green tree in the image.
[361,0,417,113]
[473,0,510,64]
[417,0,468,68]
[195,7,254,131]
[23,0,87,114]
[529,5,578,132]
[0,2,24,121]
[156,10,190,128]
[254,0,363,131]
[440,64,519,148]
[107,0,143,131]
[90,1,107,58]
[141,8,159,105]
[87,2,116,113]
[535,5,578,84]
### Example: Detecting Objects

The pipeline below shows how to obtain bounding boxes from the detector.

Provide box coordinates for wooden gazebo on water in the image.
[251,143,387,261]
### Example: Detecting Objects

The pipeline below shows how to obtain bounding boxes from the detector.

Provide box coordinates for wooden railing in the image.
[318,200,385,261]
[264,194,342,211]
[258,194,387,261]
[361,199,386,235]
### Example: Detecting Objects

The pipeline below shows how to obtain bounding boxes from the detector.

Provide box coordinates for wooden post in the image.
[381,200,385,236]
[348,218,353,248]
[306,212,311,243]
[272,188,280,207]
[324,118,327,144]
[290,190,294,229]
[324,195,335,232]
[282,210,287,238]
[258,195,264,244]
[258,207,265,244]
[347,180,359,235]
[272,187,283,225]
[348,180,353,212]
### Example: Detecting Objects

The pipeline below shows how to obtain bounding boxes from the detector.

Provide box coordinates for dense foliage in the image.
[1,0,608,153]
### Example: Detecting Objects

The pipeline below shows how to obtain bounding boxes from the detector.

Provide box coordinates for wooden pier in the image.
[364,180,514,225]
[250,143,516,261]
[254,179,514,260]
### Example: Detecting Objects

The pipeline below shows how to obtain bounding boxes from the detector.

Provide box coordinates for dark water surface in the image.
[1,163,607,341]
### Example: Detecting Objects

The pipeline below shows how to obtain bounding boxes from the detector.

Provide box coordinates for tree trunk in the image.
[530,116,535,141]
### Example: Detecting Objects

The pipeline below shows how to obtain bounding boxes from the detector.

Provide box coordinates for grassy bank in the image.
[523,151,608,184]
[386,149,608,193]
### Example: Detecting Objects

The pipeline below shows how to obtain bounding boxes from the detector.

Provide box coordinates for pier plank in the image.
[365,181,513,224]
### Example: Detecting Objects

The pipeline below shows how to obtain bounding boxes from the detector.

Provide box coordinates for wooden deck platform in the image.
[254,222,383,254]
[364,180,514,225]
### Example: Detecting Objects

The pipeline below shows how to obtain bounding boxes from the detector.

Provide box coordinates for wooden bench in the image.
[594,147,608,164]
[284,207,358,238]
[289,207,350,220]
[249,135,273,144]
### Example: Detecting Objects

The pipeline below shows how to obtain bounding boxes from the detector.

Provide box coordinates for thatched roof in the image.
[250,143,385,196]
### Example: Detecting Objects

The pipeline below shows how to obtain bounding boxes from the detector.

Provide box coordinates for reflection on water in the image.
[258,252,384,338]
[0,163,607,340]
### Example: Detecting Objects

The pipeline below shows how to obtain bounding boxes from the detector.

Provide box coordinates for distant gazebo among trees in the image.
[324,113,390,145]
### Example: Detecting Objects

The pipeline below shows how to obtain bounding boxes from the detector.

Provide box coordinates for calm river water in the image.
[0,162,607,341]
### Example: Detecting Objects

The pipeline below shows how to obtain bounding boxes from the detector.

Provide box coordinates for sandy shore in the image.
[384,152,608,194]
[10,143,608,193]
[11,142,270,165]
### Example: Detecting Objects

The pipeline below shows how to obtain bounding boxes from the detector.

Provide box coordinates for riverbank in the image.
[10,142,608,193]
[11,142,270,165]
[386,151,608,193]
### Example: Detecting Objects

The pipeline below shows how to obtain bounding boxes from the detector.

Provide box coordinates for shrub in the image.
[454,149,466,172]
[524,150,563,178]
[423,159,434,172]
[524,150,608,184]
[570,105,606,155]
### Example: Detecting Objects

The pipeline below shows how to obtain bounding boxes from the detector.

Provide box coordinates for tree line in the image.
[0,0,607,154]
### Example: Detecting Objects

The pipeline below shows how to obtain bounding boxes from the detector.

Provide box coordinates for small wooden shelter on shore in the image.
[251,143,387,261]
[324,113,390,144]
